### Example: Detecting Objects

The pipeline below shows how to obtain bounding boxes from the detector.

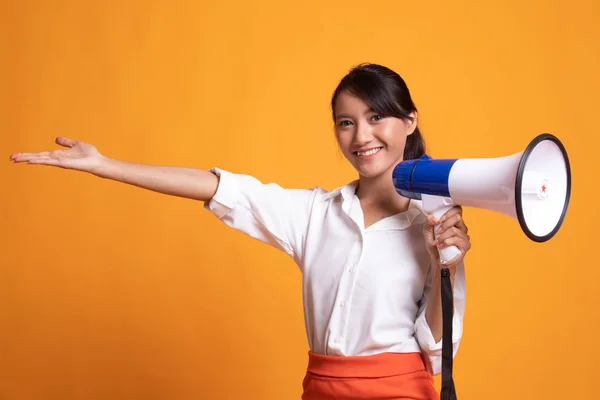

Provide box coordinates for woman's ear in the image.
[406,111,418,136]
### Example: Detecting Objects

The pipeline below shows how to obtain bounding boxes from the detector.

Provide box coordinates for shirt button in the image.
[340,301,345,308]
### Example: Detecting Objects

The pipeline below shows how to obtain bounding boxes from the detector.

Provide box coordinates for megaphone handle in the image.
[421,194,462,265]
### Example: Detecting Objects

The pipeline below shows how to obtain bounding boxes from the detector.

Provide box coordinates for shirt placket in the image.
[331,196,365,351]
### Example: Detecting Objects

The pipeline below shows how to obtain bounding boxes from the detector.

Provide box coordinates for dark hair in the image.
[331,63,426,160]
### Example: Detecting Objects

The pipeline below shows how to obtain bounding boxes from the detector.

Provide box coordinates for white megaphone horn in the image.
[393,133,572,264]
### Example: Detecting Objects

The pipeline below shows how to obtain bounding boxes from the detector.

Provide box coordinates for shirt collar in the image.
[368,200,425,231]
[321,180,358,203]
[320,181,425,231]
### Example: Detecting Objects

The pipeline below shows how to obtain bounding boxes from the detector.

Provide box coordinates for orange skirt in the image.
[301,351,439,400]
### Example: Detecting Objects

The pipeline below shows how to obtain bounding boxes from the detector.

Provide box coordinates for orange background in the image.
[1,0,598,399]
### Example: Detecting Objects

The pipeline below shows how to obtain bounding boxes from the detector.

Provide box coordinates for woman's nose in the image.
[354,123,374,145]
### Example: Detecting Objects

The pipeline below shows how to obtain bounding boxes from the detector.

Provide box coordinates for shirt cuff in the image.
[414,304,463,375]
[203,168,238,219]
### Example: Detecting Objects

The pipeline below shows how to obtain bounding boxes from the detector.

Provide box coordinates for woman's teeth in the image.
[357,147,382,156]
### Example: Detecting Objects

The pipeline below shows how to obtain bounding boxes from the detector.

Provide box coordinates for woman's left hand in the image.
[423,206,471,269]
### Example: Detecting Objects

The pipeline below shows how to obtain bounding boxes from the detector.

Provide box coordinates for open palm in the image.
[10,137,103,172]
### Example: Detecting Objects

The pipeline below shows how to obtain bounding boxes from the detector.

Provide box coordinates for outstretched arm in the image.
[9,137,219,201]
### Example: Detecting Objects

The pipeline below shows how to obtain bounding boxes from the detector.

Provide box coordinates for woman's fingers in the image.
[436,213,463,234]
[428,207,471,267]
[27,157,64,166]
[11,152,51,158]
[434,227,461,246]
[13,151,62,160]
[55,136,77,148]
[11,149,73,165]
[426,215,438,227]
[435,231,471,251]
[10,152,51,162]
[9,151,63,166]
[436,210,468,236]
[10,137,78,161]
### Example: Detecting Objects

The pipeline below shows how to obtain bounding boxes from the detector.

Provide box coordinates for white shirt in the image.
[204,168,466,375]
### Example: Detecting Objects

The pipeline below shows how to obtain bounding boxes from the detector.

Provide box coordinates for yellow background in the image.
[1,0,598,398]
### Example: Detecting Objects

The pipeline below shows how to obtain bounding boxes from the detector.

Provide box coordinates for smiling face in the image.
[334,90,416,180]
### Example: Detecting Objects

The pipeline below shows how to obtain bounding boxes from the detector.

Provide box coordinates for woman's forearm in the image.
[92,157,219,201]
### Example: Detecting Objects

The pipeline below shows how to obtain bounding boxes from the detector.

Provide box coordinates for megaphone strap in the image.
[440,267,458,400]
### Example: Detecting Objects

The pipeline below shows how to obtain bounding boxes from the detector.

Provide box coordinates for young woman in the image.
[10,63,470,399]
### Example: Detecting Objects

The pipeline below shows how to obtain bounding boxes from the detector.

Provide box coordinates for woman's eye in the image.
[371,114,383,122]
[339,120,352,127]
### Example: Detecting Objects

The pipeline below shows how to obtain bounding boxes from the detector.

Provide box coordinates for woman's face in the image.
[334,90,416,180]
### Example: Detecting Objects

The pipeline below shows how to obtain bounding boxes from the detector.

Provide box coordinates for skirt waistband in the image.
[306,351,426,379]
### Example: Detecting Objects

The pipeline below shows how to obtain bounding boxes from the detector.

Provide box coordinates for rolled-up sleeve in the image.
[204,168,317,264]
[413,261,466,375]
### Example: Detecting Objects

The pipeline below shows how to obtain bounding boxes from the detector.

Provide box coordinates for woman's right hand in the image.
[10,136,220,201]
[9,137,105,173]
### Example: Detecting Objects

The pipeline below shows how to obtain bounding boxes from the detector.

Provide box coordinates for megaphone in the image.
[394,133,571,400]
[393,133,572,264]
